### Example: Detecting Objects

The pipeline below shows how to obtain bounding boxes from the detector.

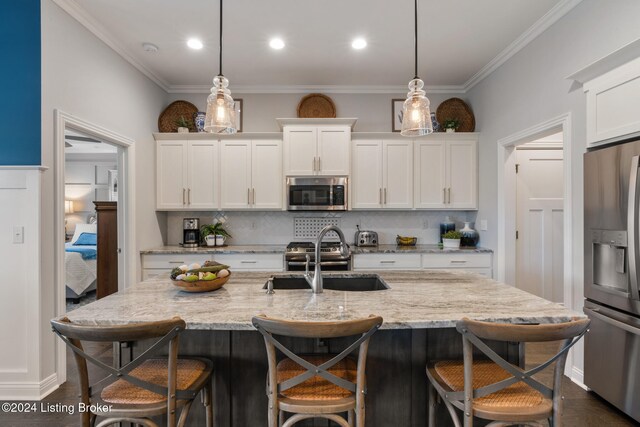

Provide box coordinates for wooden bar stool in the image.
[51,316,214,427]
[426,317,589,427]
[252,314,383,427]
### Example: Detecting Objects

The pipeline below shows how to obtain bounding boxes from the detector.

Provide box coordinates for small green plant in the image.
[201,222,232,240]
[443,119,459,130]
[442,230,462,240]
[175,116,193,129]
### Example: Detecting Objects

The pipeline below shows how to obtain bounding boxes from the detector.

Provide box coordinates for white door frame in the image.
[497,112,576,379]
[53,110,137,384]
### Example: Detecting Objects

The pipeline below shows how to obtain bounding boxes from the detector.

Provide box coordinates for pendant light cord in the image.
[414,0,419,79]
[219,0,223,76]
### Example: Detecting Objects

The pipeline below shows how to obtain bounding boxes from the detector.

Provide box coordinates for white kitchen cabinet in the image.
[414,135,477,210]
[212,253,284,271]
[156,140,218,210]
[353,253,422,270]
[141,253,284,279]
[353,251,492,277]
[284,126,350,176]
[351,140,413,209]
[220,140,282,210]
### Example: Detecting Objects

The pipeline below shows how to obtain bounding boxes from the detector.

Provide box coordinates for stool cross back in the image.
[252,314,383,427]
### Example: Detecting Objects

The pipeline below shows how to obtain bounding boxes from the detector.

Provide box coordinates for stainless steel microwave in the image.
[286,177,348,211]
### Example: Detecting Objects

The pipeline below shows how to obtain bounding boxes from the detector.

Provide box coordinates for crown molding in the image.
[51,0,171,92]
[463,0,584,92]
[567,37,640,85]
[166,84,467,95]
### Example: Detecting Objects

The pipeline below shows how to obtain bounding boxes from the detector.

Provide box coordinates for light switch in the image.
[13,226,24,244]
[479,220,488,231]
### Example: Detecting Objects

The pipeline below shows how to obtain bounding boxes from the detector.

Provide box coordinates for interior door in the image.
[156,140,186,209]
[383,140,413,208]
[187,140,218,209]
[516,148,564,302]
[447,139,477,208]
[351,140,383,209]
[284,127,316,175]
[317,127,350,175]
[414,140,446,208]
[220,140,252,209]
[252,140,282,209]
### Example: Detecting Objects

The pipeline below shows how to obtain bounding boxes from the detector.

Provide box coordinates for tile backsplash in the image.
[166,211,477,246]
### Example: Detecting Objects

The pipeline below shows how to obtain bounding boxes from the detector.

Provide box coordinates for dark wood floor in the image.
[0,341,637,426]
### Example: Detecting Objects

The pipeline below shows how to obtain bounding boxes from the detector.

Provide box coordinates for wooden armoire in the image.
[94,201,118,298]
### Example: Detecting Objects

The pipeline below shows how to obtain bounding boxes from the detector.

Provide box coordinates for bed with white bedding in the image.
[65,224,98,300]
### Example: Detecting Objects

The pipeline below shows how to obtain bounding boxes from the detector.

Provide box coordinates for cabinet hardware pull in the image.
[443,188,446,204]
[183,188,186,205]
[318,157,321,171]
[241,260,258,264]
[313,157,317,172]
[450,260,467,264]
[379,188,382,204]
[169,261,184,264]
[252,188,255,205]
[380,260,396,264]
[384,188,387,204]
[247,188,251,205]
[188,188,191,205]
[447,188,451,204]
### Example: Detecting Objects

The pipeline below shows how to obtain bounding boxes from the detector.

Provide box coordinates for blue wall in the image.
[0,0,41,165]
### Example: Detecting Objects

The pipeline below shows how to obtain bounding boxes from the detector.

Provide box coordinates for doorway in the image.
[54,110,136,385]
[515,134,564,302]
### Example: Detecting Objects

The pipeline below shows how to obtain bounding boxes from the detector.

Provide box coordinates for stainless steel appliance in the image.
[285,241,351,271]
[182,218,200,248]
[584,139,640,423]
[354,225,378,247]
[286,177,347,211]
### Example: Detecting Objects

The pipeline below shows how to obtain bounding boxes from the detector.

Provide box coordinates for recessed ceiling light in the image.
[269,38,285,50]
[187,38,203,50]
[142,42,159,53]
[352,38,367,50]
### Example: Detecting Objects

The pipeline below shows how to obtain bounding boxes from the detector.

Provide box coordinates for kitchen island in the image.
[64,270,580,427]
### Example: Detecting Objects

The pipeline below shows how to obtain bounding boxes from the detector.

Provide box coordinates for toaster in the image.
[354,226,378,247]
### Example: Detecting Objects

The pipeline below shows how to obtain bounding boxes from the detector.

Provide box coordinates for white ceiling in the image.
[57,0,579,93]
[65,130,118,154]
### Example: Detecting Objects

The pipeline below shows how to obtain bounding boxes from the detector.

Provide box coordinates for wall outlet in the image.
[13,226,24,244]
[422,219,429,229]
[479,220,488,231]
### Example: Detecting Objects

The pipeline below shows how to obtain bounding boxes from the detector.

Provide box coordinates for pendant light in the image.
[400,0,433,137]
[204,0,237,134]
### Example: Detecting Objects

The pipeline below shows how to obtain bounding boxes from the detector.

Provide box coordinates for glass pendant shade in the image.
[204,75,237,134]
[400,78,433,136]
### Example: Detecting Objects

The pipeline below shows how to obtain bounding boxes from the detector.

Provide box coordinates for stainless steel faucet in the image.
[304,225,349,293]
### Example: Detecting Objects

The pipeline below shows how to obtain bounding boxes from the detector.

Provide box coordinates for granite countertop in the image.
[140,245,286,254]
[351,244,493,254]
[65,270,580,330]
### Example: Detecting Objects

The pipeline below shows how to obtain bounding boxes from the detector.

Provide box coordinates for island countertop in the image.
[65,270,580,330]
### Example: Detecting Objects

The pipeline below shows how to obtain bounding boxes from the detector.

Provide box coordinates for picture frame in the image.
[392,98,405,132]
[108,170,118,202]
[234,98,243,133]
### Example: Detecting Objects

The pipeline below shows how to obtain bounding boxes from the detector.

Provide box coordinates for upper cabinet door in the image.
[252,140,283,209]
[157,140,187,209]
[352,140,383,209]
[284,127,317,176]
[317,126,350,175]
[447,139,477,209]
[382,140,413,209]
[186,141,218,209]
[414,140,447,209]
[220,140,252,209]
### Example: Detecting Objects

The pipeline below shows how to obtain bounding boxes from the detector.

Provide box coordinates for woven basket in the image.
[297,94,337,118]
[158,100,199,133]
[171,273,230,293]
[436,98,475,132]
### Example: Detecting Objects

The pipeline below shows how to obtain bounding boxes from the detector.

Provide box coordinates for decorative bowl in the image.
[171,272,231,293]
[396,236,417,246]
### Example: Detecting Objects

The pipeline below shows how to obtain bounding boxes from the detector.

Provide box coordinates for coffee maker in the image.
[182,218,200,248]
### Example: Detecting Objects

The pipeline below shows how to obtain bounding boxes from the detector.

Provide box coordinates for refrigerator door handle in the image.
[585,307,640,336]
[628,155,640,301]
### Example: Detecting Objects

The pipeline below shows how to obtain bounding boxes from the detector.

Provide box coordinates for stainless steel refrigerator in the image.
[584,139,640,423]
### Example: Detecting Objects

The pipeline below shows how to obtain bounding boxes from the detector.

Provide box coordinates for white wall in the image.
[466,0,640,380]
[37,0,168,394]
[165,92,459,132]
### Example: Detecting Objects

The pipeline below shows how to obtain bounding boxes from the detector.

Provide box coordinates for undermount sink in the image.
[263,274,390,292]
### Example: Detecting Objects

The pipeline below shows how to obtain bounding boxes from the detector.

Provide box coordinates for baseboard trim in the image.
[0,374,59,401]
[570,367,588,390]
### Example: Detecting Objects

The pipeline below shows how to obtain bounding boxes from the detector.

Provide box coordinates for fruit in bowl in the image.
[170,261,231,293]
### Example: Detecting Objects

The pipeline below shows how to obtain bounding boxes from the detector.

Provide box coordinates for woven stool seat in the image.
[434,360,551,414]
[102,358,207,405]
[276,355,356,401]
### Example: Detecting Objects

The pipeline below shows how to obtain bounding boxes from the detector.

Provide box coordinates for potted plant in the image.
[201,221,232,247]
[443,119,459,133]
[175,116,192,133]
[442,230,462,249]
